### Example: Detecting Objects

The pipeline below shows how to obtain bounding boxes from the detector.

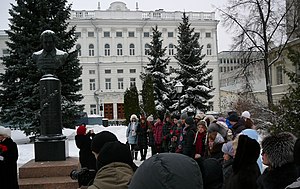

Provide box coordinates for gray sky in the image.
[0,0,233,51]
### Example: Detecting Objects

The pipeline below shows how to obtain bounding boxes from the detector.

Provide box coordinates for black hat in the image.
[91,131,118,154]
[185,116,194,126]
[228,114,239,122]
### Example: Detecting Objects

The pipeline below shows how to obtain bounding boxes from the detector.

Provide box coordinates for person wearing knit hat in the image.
[222,141,234,188]
[194,120,207,159]
[181,112,188,123]
[0,126,19,189]
[241,111,251,119]
[182,116,197,158]
[88,141,135,189]
[257,132,298,189]
[91,131,118,155]
[75,125,96,171]
[227,114,246,138]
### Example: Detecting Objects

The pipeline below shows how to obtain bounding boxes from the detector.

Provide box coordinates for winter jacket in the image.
[231,118,246,138]
[153,121,163,145]
[75,134,97,170]
[222,158,234,189]
[136,121,148,149]
[197,158,223,189]
[87,162,133,189]
[0,137,19,189]
[146,121,155,147]
[182,124,196,158]
[162,121,172,152]
[129,153,203,189]
[126,121,139,145]
[194,131,206,157]
[257,163,298,189]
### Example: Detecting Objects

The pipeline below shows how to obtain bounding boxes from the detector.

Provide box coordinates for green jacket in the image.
[88,162,134,189]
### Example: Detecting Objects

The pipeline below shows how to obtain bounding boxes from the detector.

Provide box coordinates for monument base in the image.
[34,138,68,161]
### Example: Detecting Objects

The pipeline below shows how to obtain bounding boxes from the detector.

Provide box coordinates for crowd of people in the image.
[73,110,300,189]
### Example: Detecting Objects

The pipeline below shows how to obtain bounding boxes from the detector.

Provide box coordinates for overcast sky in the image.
[0,0,233,52]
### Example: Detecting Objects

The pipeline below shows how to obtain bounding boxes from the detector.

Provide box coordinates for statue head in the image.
[40,30,56,53]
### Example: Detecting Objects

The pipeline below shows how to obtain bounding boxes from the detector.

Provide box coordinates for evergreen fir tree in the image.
[141,25,171,112]
[141,75,156,117]
[174,13,214,113]
[0,0,83,134]
[124,86,140,124]
[273,48,300,137]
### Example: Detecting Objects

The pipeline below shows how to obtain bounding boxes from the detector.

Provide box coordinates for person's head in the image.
[157,114,164,123]
[129,153,203,189]
[208,132,224,149]
[130,114,138,122]
[140,115,146,124]
[41,30,56,52]
[222,141,234,160]
[146,115,154,123]
[261,132,296,168]
[76,125,86,136]
[180,112,188,124]
[0,126,11,141]
[197,120,207,133]
[203,115,216,127]
[172,114,180,125]
[91,131,118,160]
[241,111,251,120]
[227,114,239,125]
[185,116,194,127]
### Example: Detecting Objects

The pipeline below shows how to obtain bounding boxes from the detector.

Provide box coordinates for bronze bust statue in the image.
[32,30,67,75]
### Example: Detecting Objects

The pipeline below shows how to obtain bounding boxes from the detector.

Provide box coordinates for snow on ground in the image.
[13,125,148,169]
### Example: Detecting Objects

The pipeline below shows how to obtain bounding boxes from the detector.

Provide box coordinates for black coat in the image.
[182,125,196,158]
[0,137,19,189]
[75,134,96,170]
[136,122,148,149]
[197,158,223,189]
[257,163,298,189]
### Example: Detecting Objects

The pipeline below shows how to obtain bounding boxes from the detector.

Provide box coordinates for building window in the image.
[130,69,136,73]
[118,78,124,89]
[169,44,174,55]
[104,31,110,37]
[90,104,97,115]
[276,66,283,85]
[89,44,94,56]
[89,79,96,90]
[75,32,81,38]
[130,78,136,87]
[207,44,212,55]
[116,31,122,37]
[75,44,81,56]
[117,44,123,56]
[168,32,174,37]
[129,44,135,55]
[145,43,150,55]
[105,78,111,89]
[205,32,211,38]
[220,67,223,72]
[128,31,135,37]
[104,44,110,56]
[105,69,111,74]
[208,102,214,111]
[144,32,150,37]
[117,69,123,73]
[88,32,94,37]
[89,70,95,74]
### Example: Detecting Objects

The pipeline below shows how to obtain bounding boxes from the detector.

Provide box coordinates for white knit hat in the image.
[0,126,11,137]
[241,111,251,119]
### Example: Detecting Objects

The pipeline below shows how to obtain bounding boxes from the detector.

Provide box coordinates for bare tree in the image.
[218,0,299,108]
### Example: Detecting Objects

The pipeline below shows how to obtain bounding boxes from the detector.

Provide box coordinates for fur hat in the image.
[262,132,296,168]
[130,114,138,122]
[228,114,239,122]
[180,112,188,120]
[222,141,234,157]
[195,112,206,120]
[147,115,154,122]
[197,120,207,129]
[0,126,11,137]
[76,125,86,136]
[91,131,118,154]
[241,111,251,119]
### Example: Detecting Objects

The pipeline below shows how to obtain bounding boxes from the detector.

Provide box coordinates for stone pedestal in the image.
[34,139,68,161]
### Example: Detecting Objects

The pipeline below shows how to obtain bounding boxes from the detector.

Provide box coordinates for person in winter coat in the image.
[75,125,97,170]
[257,132,298,189]
[197,158,223,189]
[221,141,234,189]
[286,138,300,189]
[129,153,203,189]
[182,116,196,158]
[205,131,225,162]
[0,126,19,189]
[136,115,148,160]
[207,120,229,141]
[153,115,164,153]
[225,135,261,189]
[84,141,135,189]
[169,114,181,153]
[126,114,139,160]
[227,114,245,138]
[194,120,207,159]
[146,115,156,156]
[161,114,172,152]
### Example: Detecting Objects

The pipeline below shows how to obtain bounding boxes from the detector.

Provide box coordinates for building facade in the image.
[68,2,220,120]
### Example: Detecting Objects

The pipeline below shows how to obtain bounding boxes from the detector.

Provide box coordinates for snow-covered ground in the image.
[13,125,148,169]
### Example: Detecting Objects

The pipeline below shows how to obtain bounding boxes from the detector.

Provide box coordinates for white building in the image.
[0,1,220,121]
